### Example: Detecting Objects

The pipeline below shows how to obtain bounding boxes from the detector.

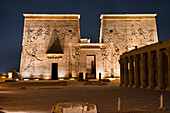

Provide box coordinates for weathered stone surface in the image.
[51,102,97,113]
[100,14,158,77]
[20,14,81,79]
[20,14,158,80]
[120,39,170,90]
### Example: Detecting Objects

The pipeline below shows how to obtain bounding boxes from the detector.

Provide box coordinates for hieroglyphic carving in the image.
[72,46,80,61]
[147,25,154,42]
[121,25,127,41]
[26,27,34,42]
[24,58,35,71]
[26,25,44,43]
[69,25,78,39]
[105,24,155,43]
[43,25,50,39]
[101,46,109,71]
[24,45,43,71]
[138,26,146,39]
[112,24,121,40]
[72,46,80,73]
[112,45,120,60]
[131,24,138,39]
[34,25,43,37]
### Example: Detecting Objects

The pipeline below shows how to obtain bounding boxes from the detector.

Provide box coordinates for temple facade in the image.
[20,14,158,79]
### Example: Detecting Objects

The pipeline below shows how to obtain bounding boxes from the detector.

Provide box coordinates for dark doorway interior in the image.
[52,63,58,80]
[86,55,96,79]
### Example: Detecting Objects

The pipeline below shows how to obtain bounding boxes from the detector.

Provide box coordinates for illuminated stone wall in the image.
[20,14,81,78]
[79,45,104,79]
[20,14,158,79]
[100,14,158,77]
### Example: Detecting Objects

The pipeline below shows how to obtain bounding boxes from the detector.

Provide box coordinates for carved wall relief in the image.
[26,27,34,42]
[112,45,120,61]
[101,46,109,72]
[43,25,51,39]
[24,45,43,71]
[104,23,156,44]
[147,25,154,42]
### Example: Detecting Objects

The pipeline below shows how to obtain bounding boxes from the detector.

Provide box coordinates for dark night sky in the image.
[0,0,170,73]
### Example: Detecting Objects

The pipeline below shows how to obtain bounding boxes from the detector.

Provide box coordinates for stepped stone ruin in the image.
[20,14,158,79]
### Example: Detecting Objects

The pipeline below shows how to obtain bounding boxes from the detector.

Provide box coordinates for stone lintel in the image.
[23,14,80,19]
[79,43,104,49]
[100,14,157,20]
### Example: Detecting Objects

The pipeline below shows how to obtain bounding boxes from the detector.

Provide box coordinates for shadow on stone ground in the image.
[0,80,170,113]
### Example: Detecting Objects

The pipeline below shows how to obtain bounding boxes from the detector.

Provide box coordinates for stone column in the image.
[156,50,165,89]
[133,55,140,87]
[165,50,170,90]
[147,52,156,89]
[128,56,134,87]
[119,59,124,87]
[140,53,148,88]
[123,58,129,87]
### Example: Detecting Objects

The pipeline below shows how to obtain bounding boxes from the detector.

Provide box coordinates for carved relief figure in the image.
[53,28,60,39]
[69,25,78,39]
[148,25,154,42]
[25,45,43,61]
[24,58,35,71]
[112,46,120,60]
[24,45,43,71]
[26,25,44,43]
[34,25,43,37]
[112,24,121,40]
[131,24,138,39]
[43,25,50,39]
[72,46,80,73]
[101,46,109,72]
[121,25,127,41]
[138,26,146,39]
[26,27,34,42]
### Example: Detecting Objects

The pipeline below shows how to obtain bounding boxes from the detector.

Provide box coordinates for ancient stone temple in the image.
[20,14,158,79]
[119,39,170,90]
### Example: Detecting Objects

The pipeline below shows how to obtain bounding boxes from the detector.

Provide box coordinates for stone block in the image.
[51,102,97,113]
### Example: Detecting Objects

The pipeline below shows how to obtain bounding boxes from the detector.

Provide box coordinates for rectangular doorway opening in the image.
[86,55,96,79]
[52,63,58,80]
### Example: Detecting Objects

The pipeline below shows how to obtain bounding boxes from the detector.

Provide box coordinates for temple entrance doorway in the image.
[86,55,96,79]
[51,63,58,80]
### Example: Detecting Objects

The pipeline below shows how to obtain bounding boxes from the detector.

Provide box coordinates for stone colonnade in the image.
[119,40,170,90]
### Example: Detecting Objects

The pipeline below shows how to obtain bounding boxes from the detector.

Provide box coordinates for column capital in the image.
[128,56,133,62]
[156,50,164,57]
[140,53,147,59]
[134,55,140,61]
[165,50,170,57]
[122,58,128,63]
[118,58,124,64]
[148,51,155,56]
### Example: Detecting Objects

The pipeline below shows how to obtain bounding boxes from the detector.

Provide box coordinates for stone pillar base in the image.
[155,86,161,90]
[133,85,139,88]
[147,86,155,89]
[122,84,128,87]
[156,86,165,90]
[166,87,170,91]
[128,84,133,87]
[140,86,147,88]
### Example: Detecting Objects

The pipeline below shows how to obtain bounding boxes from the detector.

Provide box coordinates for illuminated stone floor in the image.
[0,80,170,113]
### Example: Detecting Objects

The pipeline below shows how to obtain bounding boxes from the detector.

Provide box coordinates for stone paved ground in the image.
[0,79,170,113]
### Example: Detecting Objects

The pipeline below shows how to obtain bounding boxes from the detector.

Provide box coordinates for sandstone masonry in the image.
[20,14,158,79]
